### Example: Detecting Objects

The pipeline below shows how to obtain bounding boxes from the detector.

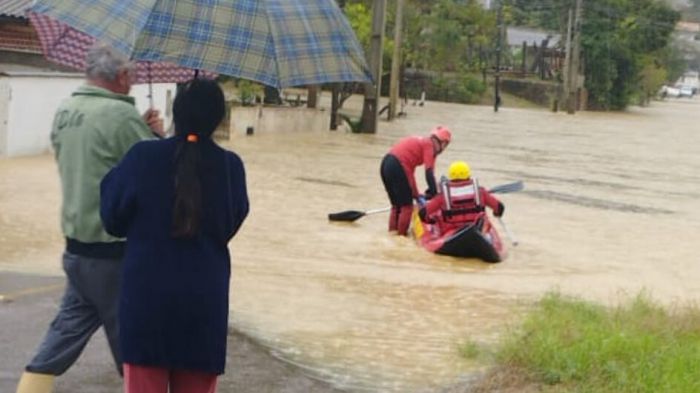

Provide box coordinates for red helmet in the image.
[430,125,451,145]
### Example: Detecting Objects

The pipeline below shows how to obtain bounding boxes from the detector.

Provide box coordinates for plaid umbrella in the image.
[28,13,210,84]
[29,0,372,88]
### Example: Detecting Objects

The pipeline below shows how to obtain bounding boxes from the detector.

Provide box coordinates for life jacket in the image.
[440,178,485,224]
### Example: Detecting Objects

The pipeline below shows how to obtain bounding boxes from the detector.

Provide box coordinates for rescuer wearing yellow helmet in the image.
[448,160,471,181]
[419,161,504,233]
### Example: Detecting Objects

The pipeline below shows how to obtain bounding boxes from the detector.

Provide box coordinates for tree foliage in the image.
[341,0,497,102]
[582,0,679,109]
[506,0,680,109]
[340,0,680,109]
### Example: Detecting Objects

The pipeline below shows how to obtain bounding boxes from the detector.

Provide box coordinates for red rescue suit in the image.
[382,136,441,235]
[388,136,438,197]
[422,178,503,233]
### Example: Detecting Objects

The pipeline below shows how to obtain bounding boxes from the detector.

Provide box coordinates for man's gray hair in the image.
[85,43,132,82]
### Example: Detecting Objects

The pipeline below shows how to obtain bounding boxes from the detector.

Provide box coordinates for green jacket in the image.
[51,85,154,243]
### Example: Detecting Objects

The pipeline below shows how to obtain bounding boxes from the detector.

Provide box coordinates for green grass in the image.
[471,292,700,393]
[459,339,483,360]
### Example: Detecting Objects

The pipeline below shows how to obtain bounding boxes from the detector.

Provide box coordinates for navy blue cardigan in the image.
[100,137,249,374]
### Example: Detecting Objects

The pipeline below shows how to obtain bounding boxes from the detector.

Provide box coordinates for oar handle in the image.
[497,217,518,246]
[365,207,392,215]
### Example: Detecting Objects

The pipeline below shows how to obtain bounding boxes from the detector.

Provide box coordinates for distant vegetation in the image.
[502,0,680,110]
[467,292,700,393]
[341,0,684,110]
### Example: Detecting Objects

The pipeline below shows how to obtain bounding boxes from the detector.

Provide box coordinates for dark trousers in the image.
[380,154,414,234]
[25,252,122,376]
[380,154,412,207]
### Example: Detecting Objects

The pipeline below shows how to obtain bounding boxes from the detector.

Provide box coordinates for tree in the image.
[507,0,680,110]
[581,0,679,109]
[405,0,496,73]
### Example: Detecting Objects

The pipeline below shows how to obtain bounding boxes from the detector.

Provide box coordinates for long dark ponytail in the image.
[171,79,226,238]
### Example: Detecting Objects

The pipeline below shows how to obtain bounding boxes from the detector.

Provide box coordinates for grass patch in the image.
[459,339,482,360]
[469,292,700,393]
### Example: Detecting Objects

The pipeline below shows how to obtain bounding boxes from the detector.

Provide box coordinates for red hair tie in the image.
[186,134,199,143]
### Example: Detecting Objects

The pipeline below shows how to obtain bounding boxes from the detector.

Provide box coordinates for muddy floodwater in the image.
[1,98,699,392]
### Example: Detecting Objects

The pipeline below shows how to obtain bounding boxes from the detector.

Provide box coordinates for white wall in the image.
[5,74,82,157]
[229,106,332,137]
[1,72,175,157]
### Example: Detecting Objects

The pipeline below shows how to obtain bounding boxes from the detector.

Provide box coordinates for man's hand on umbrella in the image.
[143,109,165,138]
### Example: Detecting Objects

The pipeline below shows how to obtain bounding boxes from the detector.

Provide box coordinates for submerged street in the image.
[1,97,699,392]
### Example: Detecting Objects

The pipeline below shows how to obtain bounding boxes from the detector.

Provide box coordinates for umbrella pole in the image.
[147,62,154,109]
[148,81,154,109]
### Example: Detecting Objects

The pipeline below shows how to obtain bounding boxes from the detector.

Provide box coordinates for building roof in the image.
[0,68,82,77]
[0,0,31,19]
[0,1,40,53]
[507,26,561,47]
[0,34,41,53]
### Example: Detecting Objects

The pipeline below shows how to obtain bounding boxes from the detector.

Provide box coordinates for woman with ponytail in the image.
[100,79,249,393]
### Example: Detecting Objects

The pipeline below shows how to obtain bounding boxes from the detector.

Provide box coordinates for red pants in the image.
[124,363,218,393]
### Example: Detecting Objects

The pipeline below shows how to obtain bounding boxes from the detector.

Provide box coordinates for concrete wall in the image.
[501,78,560,107]
[4,74,82,157]
[228,105,330,137]
[0,72,175,157]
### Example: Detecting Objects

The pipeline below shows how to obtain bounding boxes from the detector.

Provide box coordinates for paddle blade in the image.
[489,181,524,194]
[328,210,366,222]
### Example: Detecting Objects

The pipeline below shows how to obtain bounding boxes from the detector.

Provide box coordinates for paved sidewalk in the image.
[0,272,344,393]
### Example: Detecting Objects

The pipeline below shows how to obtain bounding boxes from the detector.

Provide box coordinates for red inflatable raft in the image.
[411,209,507,263]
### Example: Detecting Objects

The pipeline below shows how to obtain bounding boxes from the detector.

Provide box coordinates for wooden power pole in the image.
[360,0,387,133]
[562,7,573,110]
[567,0,583,114]
[494,3,503,112]
[388,0,404,121]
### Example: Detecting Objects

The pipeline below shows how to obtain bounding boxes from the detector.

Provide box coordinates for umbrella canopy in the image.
[29,0,373,88]
[29,12,209,84]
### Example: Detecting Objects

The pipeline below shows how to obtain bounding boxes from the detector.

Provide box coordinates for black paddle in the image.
[327,207,392,222]
[328,181,524,222]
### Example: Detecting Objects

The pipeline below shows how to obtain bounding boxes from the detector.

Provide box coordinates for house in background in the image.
[507,26,561,49]
[0,0,175,158]
[505,26,564,79]
[0,0,67,73]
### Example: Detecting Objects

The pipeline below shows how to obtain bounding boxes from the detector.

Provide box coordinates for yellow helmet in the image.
[448,161,471,181]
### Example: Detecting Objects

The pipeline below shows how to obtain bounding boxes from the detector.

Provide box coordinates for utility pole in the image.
[567,0,583,114]
[521,41,526,75]
[360,0,387,133]
[388,0,404,121]
[494,3,503,112]
[561,7,573,111]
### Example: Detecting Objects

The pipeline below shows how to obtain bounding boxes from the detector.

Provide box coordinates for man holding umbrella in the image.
[15,44,164,393]
[22,0,372,390]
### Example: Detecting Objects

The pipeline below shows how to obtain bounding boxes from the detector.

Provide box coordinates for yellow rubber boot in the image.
[15,372,54,393]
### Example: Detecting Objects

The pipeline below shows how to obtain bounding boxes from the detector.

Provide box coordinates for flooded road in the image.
[1,97,699,392]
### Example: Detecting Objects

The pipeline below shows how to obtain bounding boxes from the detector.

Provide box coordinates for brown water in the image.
[1,98,699,392]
